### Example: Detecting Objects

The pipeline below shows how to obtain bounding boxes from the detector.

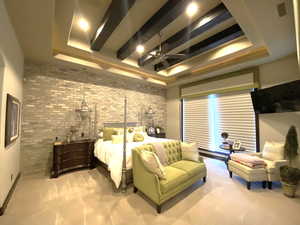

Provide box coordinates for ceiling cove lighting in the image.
[186,1,199,17]
[136,45,145,54]
[78,18,90,32]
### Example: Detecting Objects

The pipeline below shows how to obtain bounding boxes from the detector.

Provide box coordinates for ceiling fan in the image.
[147,32,186,67]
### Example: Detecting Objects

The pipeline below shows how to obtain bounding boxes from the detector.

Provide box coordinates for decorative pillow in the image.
[111,134,123,144]
[103,128,118,141]
[262,141,285,161]
[152,142,168,166]
[181,142,199,162]
[127,132,134,142]
[133,133,144,142]
[140,150,166,179]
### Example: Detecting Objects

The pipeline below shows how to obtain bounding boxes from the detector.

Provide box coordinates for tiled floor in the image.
[1,158,300,225]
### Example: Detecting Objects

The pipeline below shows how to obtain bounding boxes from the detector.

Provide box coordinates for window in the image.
[183,90,257,152]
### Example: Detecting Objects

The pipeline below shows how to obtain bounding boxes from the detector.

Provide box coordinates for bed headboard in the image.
[103,122,138,128]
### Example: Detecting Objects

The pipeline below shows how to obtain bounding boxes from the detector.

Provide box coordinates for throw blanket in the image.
[231,153,266,169]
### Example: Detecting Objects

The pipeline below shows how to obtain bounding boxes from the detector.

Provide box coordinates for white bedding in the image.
[94,136,171,188]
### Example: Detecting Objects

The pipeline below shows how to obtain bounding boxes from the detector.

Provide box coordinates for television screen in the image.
[251,80,300,114]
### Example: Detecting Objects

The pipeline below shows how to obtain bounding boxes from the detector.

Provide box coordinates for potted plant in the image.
[280,126,300,198]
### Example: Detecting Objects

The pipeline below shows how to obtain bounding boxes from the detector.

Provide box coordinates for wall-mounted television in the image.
[251,80,300,114]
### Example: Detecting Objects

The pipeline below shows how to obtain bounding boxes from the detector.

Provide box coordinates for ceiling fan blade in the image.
[166,54,185,59]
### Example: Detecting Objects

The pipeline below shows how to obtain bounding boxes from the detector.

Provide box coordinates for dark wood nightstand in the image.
[148,133,166,138]
[51,139,95,178]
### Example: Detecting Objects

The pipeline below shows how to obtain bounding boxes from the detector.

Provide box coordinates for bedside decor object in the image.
[51,139,95,178]
[233,140,241,150]
[280,126,300,198]
[75,96,91,120]
[5,94,21,147]
[221,132,229,144]
[147,126,155,135]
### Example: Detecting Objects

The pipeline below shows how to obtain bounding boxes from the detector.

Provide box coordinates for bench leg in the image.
[229,171,232,178]
[262,181,266,189]
[268,181,273,190]
[203,176,206,183]
[157,205,161,214]
[133,186,138,193]
[247,181,251,190]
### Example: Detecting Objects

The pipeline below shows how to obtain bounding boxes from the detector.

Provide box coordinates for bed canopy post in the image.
[121,96,127,192]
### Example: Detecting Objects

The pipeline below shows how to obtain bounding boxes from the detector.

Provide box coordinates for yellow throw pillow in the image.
[133,133,144,142]
[181,142,199,162]
[103,128,118,141]
[111,135,123,144]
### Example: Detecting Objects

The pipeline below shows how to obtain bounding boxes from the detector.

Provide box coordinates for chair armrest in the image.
[270,160,288,168]
[132,149,162,200]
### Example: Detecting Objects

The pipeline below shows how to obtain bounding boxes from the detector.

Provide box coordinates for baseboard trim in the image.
[0,173,21,216]
[199,151,227,162]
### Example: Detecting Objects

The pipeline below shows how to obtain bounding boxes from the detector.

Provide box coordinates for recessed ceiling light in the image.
[78,18,90,32]
[136,45,145,54]
[186,1,199,17]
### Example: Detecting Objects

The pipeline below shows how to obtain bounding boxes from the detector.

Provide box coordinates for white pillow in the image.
[152,142,168,166]
[140,150,166,179]
[181,142,199,162]
[262,141,285,161]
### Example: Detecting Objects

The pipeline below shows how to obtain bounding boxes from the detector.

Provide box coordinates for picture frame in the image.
[5,94,21,147]
[147,126,155,135]
[233,140,241,150]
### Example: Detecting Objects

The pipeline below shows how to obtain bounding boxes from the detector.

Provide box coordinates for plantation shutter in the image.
[183,96,212,150]
[215,91,257,152]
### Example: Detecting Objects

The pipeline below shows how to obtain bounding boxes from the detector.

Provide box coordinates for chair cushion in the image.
[170,160,206,177]
[160,166,188,194]
[262,141,284,161]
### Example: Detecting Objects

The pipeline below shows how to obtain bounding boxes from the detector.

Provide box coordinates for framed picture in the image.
[233,140,241,150]
[5,94,21,147]
[147,126,155,135]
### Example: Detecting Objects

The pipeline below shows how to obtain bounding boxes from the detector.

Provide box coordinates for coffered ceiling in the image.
[5,0,297,86]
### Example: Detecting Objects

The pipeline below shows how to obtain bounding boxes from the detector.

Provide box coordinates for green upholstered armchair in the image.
[132,141,207,213]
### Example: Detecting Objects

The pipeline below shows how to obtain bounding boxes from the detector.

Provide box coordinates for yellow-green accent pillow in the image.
[103,128,118,141]
[133,133,144,142]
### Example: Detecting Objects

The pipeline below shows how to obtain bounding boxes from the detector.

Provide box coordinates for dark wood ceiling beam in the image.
[138,3,232,66]
[117,0,192,60]
[154,24,244,71]
[91,0,136,51]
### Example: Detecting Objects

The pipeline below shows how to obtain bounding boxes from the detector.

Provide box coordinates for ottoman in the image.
[228,160,268,190]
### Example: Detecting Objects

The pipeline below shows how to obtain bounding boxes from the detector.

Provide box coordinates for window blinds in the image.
[183,96,212,150]
[183,91,257,152]
[215,91,256,152]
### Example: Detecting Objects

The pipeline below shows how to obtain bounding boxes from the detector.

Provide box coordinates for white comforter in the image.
[94,137,171,188]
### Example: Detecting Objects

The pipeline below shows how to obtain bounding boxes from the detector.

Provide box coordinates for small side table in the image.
[219,144,246,165]
[51,139,95,178]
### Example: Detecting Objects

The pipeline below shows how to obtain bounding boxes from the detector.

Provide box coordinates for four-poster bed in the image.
[93,97,169,191]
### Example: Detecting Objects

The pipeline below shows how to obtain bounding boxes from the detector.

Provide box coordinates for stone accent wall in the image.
[22,62,166,175]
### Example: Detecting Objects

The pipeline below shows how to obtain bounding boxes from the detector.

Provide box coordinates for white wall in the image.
[166,54,300,162]
[0,0,24,207]
[259,54,300,166]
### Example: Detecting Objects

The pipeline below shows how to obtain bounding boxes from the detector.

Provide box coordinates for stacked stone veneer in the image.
[22,62,166,175]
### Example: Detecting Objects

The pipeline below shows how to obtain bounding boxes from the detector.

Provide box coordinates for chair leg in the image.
[203,176,206,183]
[262,181,266,189]
[133,186,138,193]
[247,181,251,190]
[268,181,273,190]
[229,171,233,178]
[156,205,161,214]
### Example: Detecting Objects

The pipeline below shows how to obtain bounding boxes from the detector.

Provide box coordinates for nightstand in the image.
[51,139,95,178]
[148,133,166,138]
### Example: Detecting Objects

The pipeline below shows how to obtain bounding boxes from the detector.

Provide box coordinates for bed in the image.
[93,123,170,189]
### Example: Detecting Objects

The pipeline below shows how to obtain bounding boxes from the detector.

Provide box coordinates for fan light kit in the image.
[136,45,145,54]
[186,1,199,17]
